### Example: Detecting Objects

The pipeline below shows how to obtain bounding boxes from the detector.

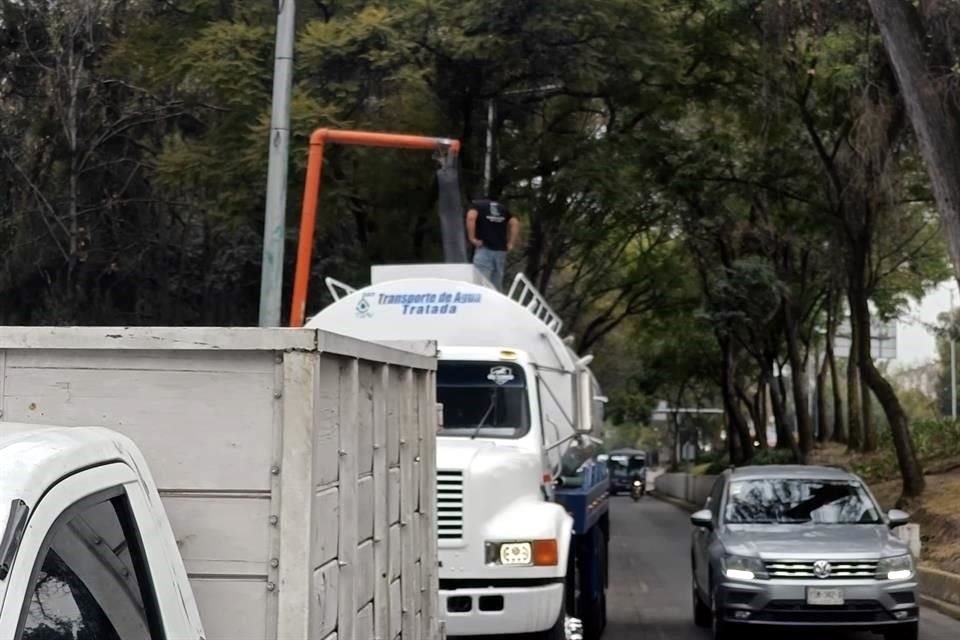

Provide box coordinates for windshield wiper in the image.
[470,398,497,440]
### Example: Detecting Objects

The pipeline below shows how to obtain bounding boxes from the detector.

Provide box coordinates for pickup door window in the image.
[18,488,162,640]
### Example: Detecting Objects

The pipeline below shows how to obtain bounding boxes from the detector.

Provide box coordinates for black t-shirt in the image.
[471,199,512,251]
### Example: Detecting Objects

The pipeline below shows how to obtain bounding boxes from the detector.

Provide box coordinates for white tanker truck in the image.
[306,264,611,639]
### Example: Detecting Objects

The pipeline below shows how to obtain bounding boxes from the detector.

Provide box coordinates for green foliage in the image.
[0,0,954,499]
[850,419,960,483]
[750,448,802,467]
[604,423,662,452]
[699,448,798,475]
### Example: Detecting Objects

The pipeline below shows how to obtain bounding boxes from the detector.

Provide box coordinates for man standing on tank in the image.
[466,196,519,291]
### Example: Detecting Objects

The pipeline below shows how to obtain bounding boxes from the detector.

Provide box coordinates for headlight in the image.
[485,539,559,567]
[722,555,768,581]
[633,480,642,486]
[877,554,914,581]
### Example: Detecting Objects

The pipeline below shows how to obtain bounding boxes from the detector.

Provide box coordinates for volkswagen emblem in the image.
[813,560,832,579]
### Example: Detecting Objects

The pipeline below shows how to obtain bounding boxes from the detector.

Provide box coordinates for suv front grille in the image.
[437,470,464,540]
[765,560,879,579]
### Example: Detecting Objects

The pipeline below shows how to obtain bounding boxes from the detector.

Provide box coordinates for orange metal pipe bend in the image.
[289,128,462,328]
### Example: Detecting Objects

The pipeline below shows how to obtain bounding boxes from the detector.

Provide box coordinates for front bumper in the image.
[716,578,919,629]
[440,581,565,636]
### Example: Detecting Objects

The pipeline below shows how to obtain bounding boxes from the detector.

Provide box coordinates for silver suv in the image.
[690,465,918,640]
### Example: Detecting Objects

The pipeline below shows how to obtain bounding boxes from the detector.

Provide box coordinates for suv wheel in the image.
[885,622,919,640]
[711,592,735,640]
[693,586,712,628]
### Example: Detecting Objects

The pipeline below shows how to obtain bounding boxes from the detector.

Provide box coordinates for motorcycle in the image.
[631,478,644,501]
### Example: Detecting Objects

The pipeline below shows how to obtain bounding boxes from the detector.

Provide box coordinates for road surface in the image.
[604,495,960,639]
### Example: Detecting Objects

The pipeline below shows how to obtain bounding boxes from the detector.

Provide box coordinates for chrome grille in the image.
[437,470,464,540]
[765,560,879,579]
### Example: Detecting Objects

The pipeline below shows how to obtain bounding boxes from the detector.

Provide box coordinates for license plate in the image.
[807,587,844,606]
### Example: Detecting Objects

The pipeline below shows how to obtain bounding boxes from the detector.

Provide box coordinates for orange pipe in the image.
[313,128,462,154]
[289,128,461,327]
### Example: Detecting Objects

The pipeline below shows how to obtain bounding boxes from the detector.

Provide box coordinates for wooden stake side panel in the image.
[308,351,438,640]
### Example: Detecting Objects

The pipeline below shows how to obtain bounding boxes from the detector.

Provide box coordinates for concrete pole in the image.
[258,0,296,327]
[483,99,495,195]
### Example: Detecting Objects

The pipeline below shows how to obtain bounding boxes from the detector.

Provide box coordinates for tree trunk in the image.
[857,297,879,452]
[784,305,814,454]
[846,320,863,451]
[867,0,960,285]
[736,378,765,448]
[767,366,800,461]
[753,377,769,449]
[826,308,847,443]
[718,334,754,464]
[850,244,925,498]
[817,351,831,443]
[861,366,878,452]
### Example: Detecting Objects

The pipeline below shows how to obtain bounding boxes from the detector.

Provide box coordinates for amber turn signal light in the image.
[533,539,559,566]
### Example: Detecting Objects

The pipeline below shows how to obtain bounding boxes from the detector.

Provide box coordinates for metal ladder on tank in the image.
[506,273,564,335]
[325,277,356,301]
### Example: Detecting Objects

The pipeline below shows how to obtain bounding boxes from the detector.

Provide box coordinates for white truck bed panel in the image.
[2,349,277,491]
[0,327,440,640]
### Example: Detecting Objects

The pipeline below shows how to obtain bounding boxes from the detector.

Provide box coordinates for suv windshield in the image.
[725,478,882,525]
[437,361,530,438]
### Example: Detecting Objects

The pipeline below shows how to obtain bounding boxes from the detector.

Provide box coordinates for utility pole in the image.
[483,100,495,196]
[482,84,563,198]
[258,0,296,327]
[952,288,957,420]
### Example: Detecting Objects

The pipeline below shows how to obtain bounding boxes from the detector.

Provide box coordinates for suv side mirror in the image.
[887,509,910,528]
[690,509,713,530]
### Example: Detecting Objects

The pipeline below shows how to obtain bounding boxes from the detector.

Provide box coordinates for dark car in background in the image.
[604,448,647,495]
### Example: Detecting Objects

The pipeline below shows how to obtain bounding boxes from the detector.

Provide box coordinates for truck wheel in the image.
[535,613,566,640]
[579,530,607,639]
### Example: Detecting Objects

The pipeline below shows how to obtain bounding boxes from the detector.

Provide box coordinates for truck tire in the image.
[579,528,607,639]
[535,613,566,640]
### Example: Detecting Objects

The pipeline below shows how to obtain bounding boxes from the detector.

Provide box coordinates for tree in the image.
[867,0,960,286]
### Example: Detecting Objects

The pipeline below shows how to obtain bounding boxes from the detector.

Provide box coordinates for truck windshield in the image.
[608,455,645,476]
[725,478,882,525]
[437,361,530,438]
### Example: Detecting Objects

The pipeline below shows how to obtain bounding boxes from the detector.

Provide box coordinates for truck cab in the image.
[307,264,610,638]
[0,426,204,640]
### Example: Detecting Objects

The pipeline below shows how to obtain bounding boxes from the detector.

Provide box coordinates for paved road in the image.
[604,495,960,639]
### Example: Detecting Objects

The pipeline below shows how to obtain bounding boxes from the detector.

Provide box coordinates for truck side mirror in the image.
[576,369,593,433]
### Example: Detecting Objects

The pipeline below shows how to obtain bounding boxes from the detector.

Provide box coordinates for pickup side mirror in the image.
[887,509,910,528]
[690,509,713,530]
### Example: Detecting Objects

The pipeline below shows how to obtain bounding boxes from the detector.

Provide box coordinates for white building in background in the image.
[891,362,940,398]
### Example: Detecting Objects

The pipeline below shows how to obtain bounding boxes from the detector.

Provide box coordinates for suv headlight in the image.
[722,555,768,581]
[877,554,914,581]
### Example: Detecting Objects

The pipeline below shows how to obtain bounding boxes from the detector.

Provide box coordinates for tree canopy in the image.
[1,0,956,499]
